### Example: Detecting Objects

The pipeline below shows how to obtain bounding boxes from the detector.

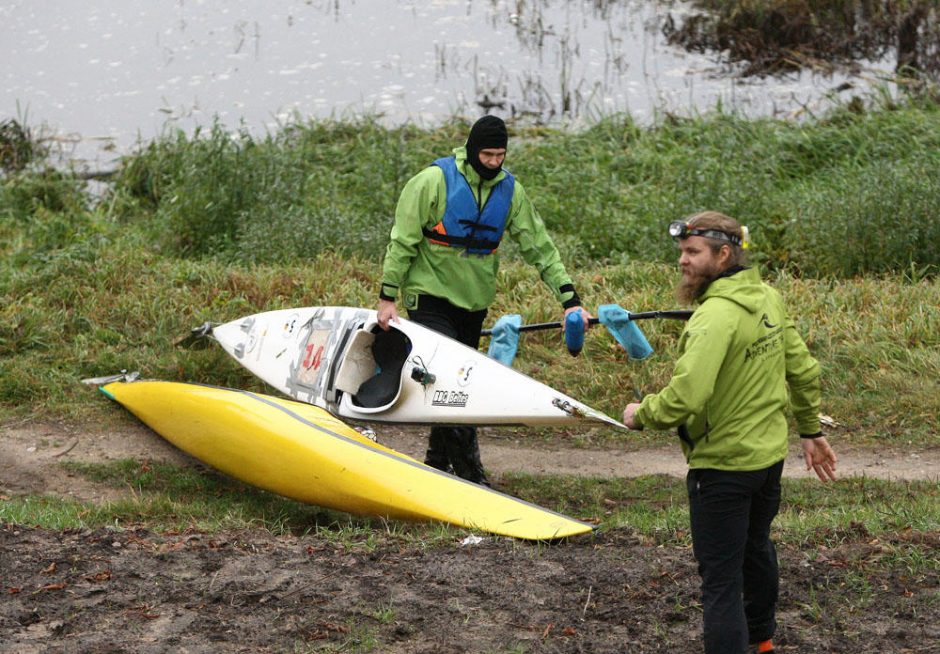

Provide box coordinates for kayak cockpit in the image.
[335,326,412,413]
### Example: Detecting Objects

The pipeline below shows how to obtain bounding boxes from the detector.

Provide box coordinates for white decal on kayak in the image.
[456,361,474,387]
[245,330,258,354]
[281,313,300,338]
[432,389,469,407]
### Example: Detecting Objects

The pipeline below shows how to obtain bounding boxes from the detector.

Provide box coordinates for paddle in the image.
[483,307,692,365]
[481,309,692,336]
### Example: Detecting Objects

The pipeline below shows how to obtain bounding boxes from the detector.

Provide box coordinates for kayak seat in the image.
[352,328,411,409]
[334,329,376,397]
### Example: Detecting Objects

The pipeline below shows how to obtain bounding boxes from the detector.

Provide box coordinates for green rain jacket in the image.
[634,267,821,471]
[380,146,577,312]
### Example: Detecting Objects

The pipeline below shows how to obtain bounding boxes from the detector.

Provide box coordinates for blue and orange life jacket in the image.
[422,156,515,254]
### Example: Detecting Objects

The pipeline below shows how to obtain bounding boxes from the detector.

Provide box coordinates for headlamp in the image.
[668,221,687,238]
[668,220,748,248]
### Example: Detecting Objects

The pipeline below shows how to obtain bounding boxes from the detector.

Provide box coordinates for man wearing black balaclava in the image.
[377,115,591,485]
[465,114,507,180]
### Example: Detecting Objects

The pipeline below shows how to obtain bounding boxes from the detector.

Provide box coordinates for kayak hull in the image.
[101,379,594,540]
[209,306,626,430]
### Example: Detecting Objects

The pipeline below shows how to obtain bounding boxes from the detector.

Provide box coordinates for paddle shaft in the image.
[480,310,693,336]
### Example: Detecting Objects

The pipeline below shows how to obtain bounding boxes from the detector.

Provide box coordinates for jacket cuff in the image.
[559,283,582,310]
[799,432,823,439]
[379,283,398,302]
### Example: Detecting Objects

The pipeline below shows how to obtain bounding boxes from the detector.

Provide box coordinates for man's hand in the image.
[563,306,593,330]
[377,299,400,331]
[623,402,642,430]
[801,436,838,482]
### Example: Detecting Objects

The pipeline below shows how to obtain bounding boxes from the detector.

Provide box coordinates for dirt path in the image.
[381,428,940,482]
[2,420,939,653]
[2,420,938,505]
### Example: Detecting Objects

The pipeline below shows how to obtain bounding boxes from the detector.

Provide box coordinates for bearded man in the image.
[623,211,838,654]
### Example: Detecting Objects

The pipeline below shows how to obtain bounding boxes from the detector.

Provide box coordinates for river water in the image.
[2,0,894,168]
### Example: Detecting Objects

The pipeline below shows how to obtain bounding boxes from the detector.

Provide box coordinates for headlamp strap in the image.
[670,220,747,247]
[691,227,741,246]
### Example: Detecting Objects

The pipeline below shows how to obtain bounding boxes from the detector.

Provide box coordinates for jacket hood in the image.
[699,266,765,315]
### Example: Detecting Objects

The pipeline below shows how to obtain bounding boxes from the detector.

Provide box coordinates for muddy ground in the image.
[2,420,939,653]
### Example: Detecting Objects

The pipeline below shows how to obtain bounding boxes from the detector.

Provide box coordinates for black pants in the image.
[687,461,783,654]
[408,295,489,484]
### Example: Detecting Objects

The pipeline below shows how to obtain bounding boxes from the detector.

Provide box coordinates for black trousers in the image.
[408,295,489,484]
[687,460,783,654]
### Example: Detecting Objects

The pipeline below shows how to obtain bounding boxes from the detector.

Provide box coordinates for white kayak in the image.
[201,306,626,430]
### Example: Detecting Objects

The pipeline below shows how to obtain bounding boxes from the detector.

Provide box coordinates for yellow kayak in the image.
[99,379,593,541]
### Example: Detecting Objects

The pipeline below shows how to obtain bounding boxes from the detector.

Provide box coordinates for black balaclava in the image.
[465,115,508,181]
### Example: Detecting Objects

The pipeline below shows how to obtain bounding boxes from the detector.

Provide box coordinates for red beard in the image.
[676,265,721,305]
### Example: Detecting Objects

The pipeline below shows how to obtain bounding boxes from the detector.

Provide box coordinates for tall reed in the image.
[98,97,940,276]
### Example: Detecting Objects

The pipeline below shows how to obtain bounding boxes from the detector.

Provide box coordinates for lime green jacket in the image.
[380,146,576,312]
[634,267,821,471]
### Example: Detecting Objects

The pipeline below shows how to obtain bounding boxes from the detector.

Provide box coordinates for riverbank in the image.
[2,418,938,653]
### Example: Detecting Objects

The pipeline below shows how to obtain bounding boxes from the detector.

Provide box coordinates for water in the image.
[1,0,894,168]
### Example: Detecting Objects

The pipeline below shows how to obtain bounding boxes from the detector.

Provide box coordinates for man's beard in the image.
[676,268,719,305]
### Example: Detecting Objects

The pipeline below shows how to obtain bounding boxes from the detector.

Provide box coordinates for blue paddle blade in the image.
[598,304,654,360]
[565,309,585,356]
[486,314,522,366]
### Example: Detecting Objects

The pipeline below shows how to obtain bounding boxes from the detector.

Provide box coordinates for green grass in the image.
[0,251,937,445]
[1,459,375,536]
[4,461,936,572]
[8,92,939,275]
[0,458,471,546]
[1,97,938,573]
[505,472,940,551]
[3,97,939,447]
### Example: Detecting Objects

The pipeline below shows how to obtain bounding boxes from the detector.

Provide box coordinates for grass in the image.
[0,248,936,446]
[8,91,939,276]
[2,97,939,449]
[504,472,940,548]
[3,460,936,579]
[1,98,937,612]
[1,460,346,534]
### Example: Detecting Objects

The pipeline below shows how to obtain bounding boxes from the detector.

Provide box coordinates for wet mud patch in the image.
[2,525,937,653]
